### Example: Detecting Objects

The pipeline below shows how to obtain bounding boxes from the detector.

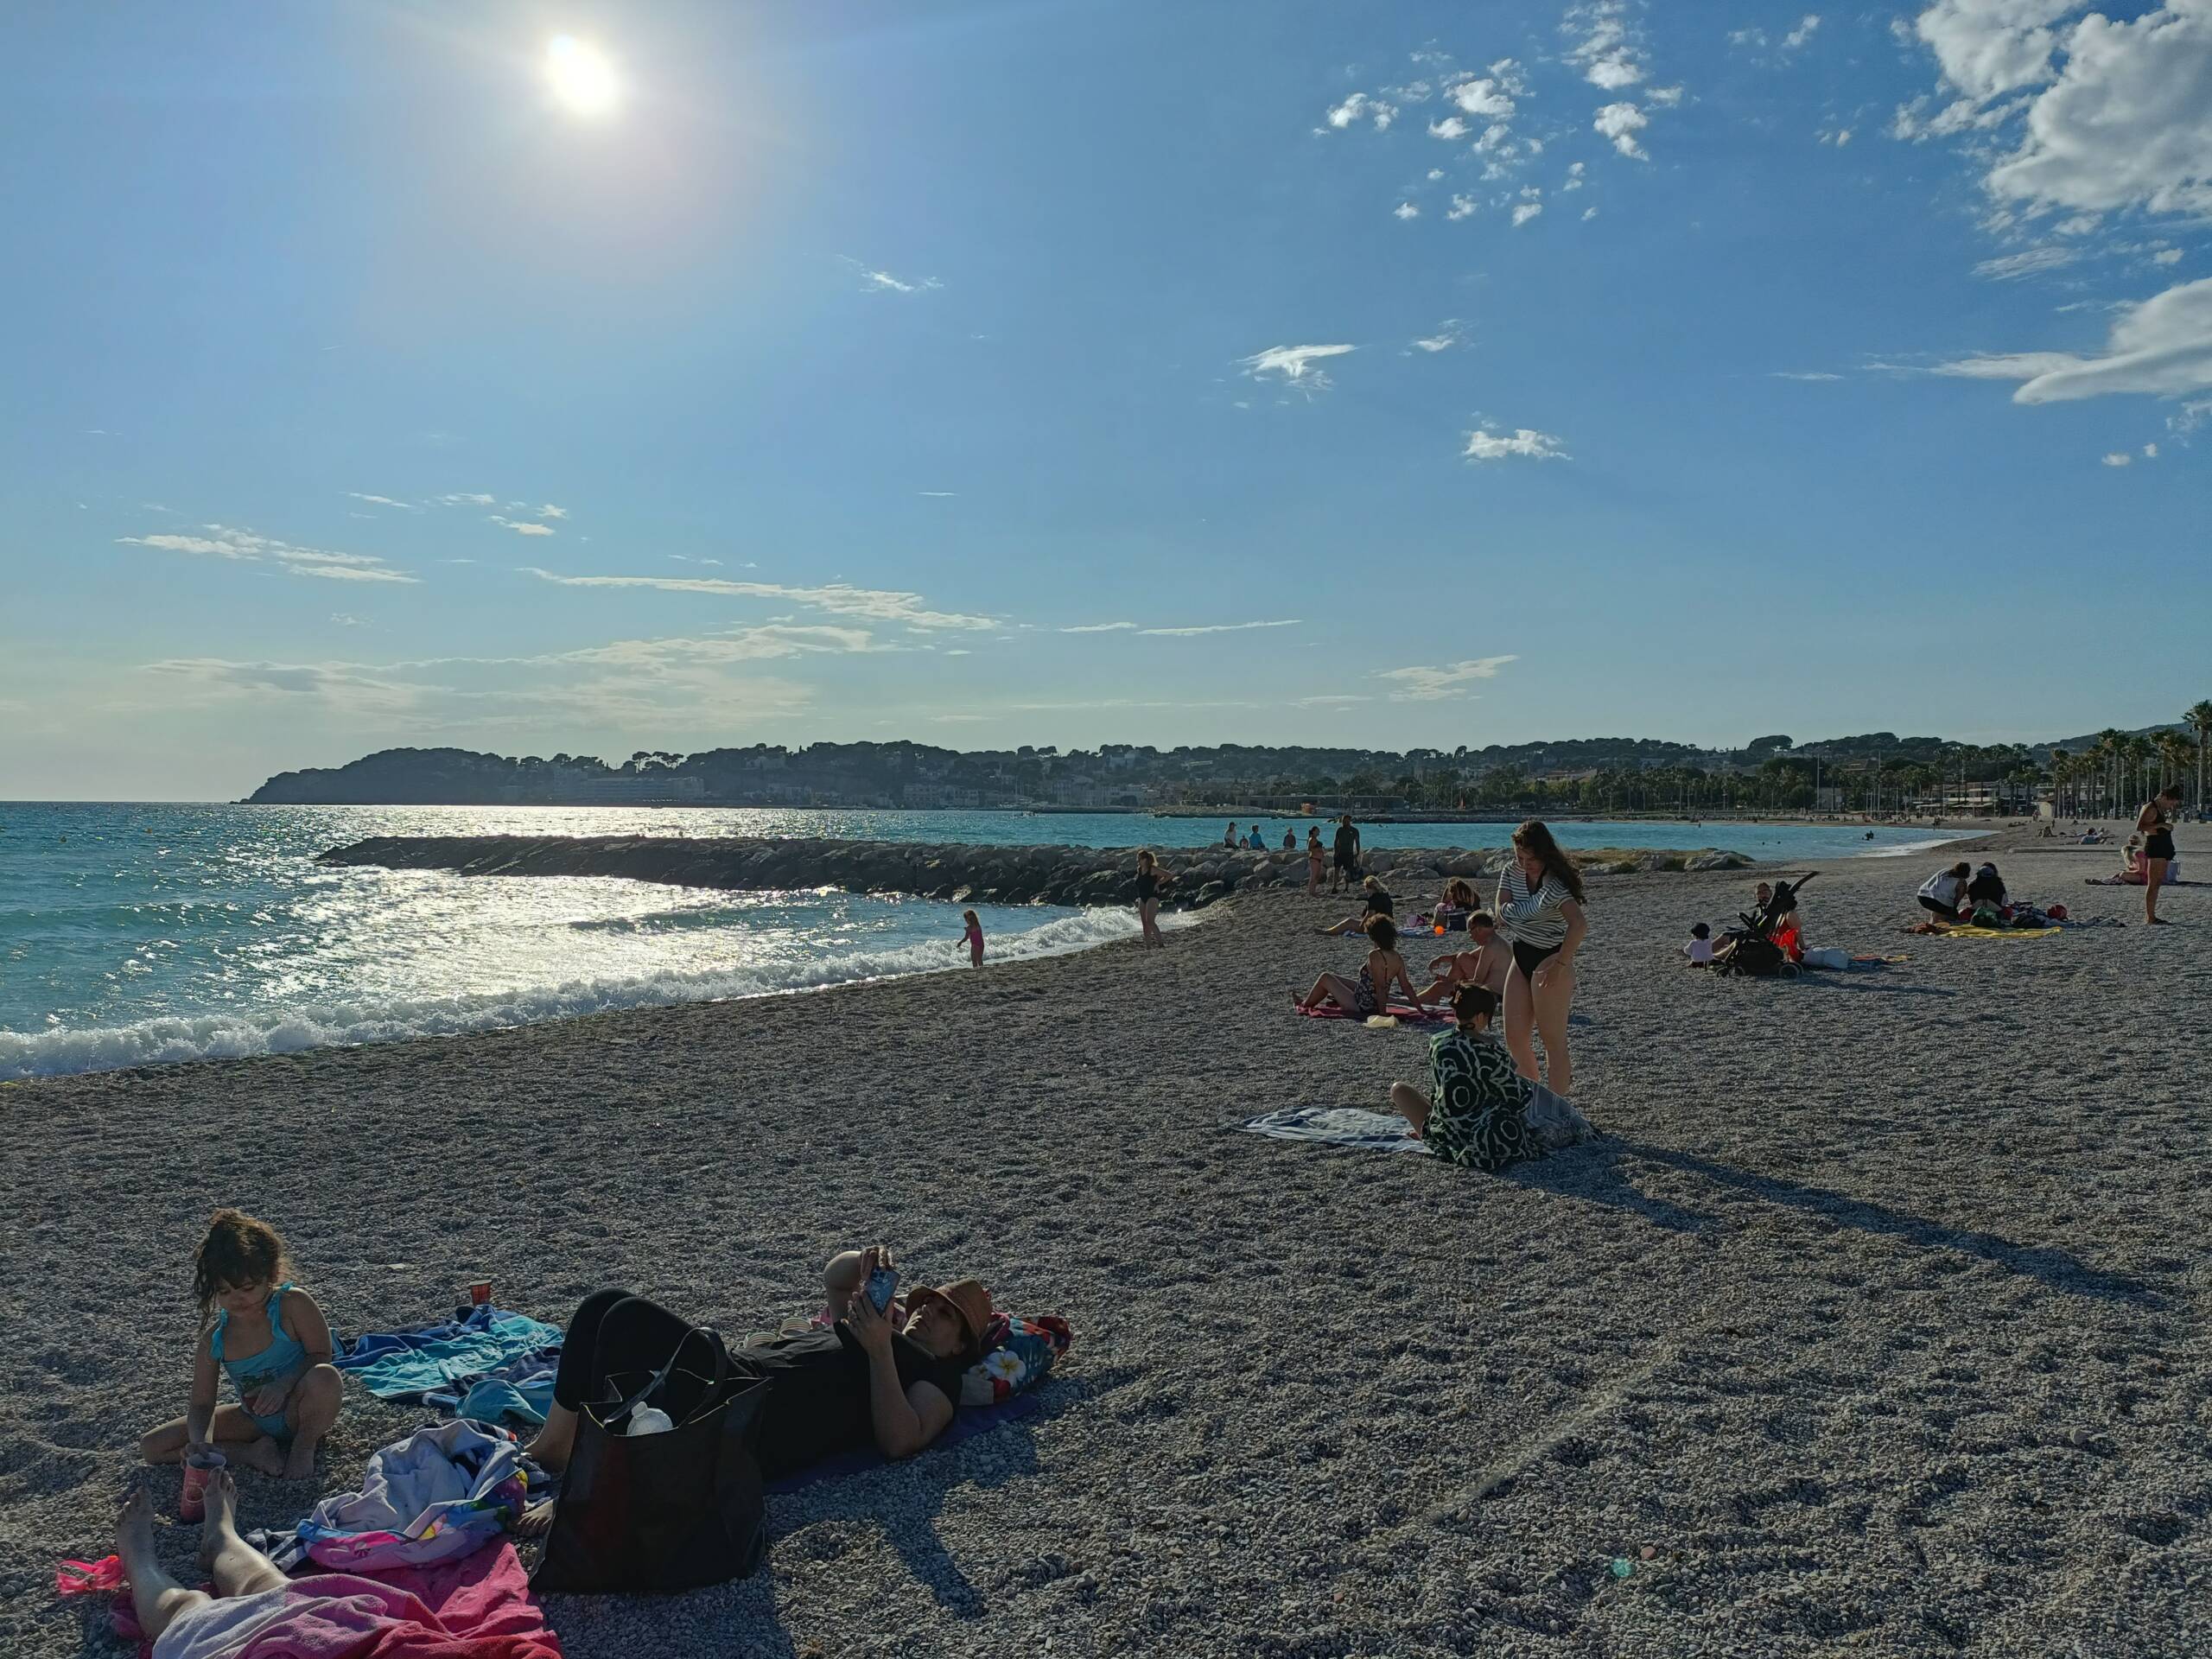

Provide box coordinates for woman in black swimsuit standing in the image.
[1135,849,1173,947]
[2139,785,2181,925]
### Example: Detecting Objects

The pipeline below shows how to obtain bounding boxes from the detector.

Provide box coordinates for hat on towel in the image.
[906,1279,993,1357]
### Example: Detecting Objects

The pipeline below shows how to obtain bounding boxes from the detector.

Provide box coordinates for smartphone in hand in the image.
[865,1264,899,1313]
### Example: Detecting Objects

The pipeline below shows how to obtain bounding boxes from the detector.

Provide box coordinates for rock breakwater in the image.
[317,834,1751,909]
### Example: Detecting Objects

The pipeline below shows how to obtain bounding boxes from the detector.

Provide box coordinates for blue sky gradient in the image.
[3,1,2206,798]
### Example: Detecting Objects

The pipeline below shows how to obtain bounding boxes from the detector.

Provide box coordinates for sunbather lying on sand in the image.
[517,1248,988,1533]
[1298,914,1427,1019]
[1387,984,1593,1170]
[115,1474,318,1655]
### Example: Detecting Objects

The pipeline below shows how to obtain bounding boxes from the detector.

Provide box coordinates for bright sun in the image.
[545,35,620,117]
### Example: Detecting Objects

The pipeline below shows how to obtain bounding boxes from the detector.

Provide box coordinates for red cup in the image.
[467,1281,493,1307]
[179,1448,225,1521]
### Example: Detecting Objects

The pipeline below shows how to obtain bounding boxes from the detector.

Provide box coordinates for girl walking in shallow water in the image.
[140,1210,343,1481]
[961,908,985,966]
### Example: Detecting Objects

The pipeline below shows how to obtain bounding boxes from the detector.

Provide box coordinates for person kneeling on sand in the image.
[517,1248,988,1532]
[1388,984,1593,1170]
[1417,910,1509,1006]
[1916,861,1971,924]
[1299,914,1427,1019]
[140,1211,343,1483]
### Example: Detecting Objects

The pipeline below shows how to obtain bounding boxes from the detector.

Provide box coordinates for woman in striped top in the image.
[1492,819,1589,1097]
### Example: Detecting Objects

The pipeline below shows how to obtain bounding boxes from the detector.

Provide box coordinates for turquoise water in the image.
[0,803,1958,1080]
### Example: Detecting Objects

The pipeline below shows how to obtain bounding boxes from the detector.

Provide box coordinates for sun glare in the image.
[546,35,620,117]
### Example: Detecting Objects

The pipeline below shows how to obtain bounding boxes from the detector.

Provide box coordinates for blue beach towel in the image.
[336,1305,563,1413]
[1241,1105,1429,1154]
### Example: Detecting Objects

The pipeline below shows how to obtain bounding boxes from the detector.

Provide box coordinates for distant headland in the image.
[245,722,2204,818]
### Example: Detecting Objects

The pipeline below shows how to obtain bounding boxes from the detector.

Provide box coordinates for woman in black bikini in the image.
[1298,914,1427,1019]
[1493,819,1589,1097]
[2139,785,2181,925]
[1135,849,1173,947]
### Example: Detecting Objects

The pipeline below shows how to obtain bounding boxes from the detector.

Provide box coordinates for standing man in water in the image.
[1331,814,1362,895]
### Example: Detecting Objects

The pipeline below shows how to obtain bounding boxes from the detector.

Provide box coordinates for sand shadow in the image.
[1610,1140,2155,1306]
[1505,1138,1717,1238]
[763,1399,1053,1620]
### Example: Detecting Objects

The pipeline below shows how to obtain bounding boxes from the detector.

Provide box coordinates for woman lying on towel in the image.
[1297,913,1427,1019]
[1386,984,1593,1170]
[516,1249,988,1529]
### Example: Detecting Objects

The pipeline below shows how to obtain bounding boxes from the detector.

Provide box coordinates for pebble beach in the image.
[3,819,2208,1658]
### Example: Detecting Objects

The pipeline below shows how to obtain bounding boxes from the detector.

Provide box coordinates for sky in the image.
[3,0,2208,800]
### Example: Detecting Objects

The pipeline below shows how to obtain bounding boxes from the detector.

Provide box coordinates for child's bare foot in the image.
[282,1436,321,1481]
[119,1486,156,1558]
[228,1437,286,1478]
[195,1469,239,1570]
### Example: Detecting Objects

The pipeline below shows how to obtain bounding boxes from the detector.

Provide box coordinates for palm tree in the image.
[2159,731,2192,801]
[2187,700,2212,816]
[2094,728,2124,817]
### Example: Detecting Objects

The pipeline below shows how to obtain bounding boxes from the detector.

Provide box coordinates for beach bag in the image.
[531,1325,767,1595]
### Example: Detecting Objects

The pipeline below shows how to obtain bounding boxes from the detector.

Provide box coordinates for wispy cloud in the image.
[520,568,998,630]
[1412,321,1466,353]
[917,491,957,498]
[490,516,556,536]
[1463,426,1567,461]
[1930,277,2212,403]
[1137,619,1300,637]
[117,524,419,584]
[839,255,941,295]
[668,555,722,567]
[1059,621,1140,633]
[434,493,496,507]
[1392,200,1421,220]
[1376,655,1519,701]
[2101,452,2132,467]
[1974,247,2078,282]
[1240,342,1356,391]
[537,504,568,519]
[1783,15,1821,51]
[1512,199,1544,227]
[1564,0,1644,89]
[1447,194,1477,220]
[1772,371,1844,382]
[1324,92,1397,131]
[346,493,420,512]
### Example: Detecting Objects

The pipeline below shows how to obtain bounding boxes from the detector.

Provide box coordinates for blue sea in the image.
[0,804,1961,1081]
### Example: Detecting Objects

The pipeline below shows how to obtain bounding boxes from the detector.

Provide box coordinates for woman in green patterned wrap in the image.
[1389,983,1589,1169]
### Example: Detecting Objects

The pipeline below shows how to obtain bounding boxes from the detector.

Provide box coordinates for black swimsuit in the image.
[2144,806,2176,862]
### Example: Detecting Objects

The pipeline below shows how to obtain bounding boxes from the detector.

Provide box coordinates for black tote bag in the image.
[532,1325,769,1594]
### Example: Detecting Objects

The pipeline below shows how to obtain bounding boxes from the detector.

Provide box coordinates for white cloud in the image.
[1449,75,1518,118]
[838,256,942,295]
[1429,116,1470,140]
[1412,321,1466,353]
[435,493,496,507]
[1564,2,1645,89]
[1059,621,1140,632]
[1464,425,1567,461]
[1774,371,1845,381]
[2101,450,2132,465]
[2145,441,2160,457]
[1594,102,1649,159]
[1427,168,1445,181]
[1240,342,1357,391]
[1933,276,2212,402]
[1562,162,1587,191]
[1907,1,2212,219]
[2152,248,2183,266]
[1447,194,1478,219]
[537,504,568,519]
[521,568,999,630]
[1137,620,1300,637]
[553,624,879,666]
[117,524,418,584]
[1376,655,1520,701]
[1646,84,1684,107]
[330,613,365,627]
[1394,200,1421,220]
[1973,245,2080,280]
[1326,92,1397,130]
[1512,200,1544,226]
[1583,206,1599,219]
[489,516,556,536]
[1784,15,1821,51]
[346,493,418,512]
[667,555,722,566]
[141,658,428,709]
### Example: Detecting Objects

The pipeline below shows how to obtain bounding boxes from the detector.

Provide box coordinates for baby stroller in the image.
[1711,872,1818,979]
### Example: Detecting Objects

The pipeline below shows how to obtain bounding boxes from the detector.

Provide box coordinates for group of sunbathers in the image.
[120,1210,992,1649]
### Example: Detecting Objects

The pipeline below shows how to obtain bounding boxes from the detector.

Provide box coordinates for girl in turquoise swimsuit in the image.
[140,1210,343,1480]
